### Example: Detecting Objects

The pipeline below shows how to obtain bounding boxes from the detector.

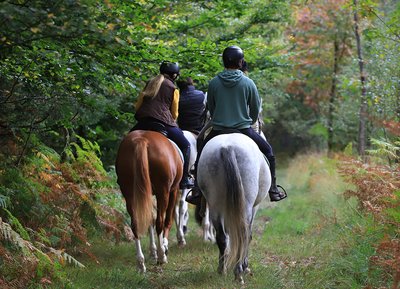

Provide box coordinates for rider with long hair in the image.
[132,61,194,189]
[186,46,287,204]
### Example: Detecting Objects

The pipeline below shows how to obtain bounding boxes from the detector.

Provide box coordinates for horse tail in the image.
[221,147,249,271]
[132,138,153,237]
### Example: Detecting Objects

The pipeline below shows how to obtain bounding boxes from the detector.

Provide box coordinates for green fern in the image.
[66,135,106,174]
[367,138,400,162]
[0,217,32,255]
[0,217,85,268]
[45,246,85,268]
[0,194,9,208]
[4,208,30,241]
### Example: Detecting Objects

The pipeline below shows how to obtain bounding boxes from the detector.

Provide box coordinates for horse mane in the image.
[220,146,249,271]
[142,74,165,99]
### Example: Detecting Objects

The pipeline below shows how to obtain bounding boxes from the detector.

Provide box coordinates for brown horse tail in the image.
[220,147,249,271]
[133,138,153,236]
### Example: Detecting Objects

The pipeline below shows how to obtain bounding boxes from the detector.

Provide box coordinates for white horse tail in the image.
[132,137,153,237]
[220,146,249,271]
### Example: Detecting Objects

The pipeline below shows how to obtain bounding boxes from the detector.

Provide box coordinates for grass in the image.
[50,153,388,289]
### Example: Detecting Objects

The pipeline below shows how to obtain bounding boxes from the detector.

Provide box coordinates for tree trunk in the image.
[327,38,339,153]
[353,0,368,158]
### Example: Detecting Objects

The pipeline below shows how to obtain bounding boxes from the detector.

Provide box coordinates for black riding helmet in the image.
[222,46,244,68]
[160,61,180,80]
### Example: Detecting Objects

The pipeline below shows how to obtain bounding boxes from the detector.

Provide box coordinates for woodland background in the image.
[0,0,399,288]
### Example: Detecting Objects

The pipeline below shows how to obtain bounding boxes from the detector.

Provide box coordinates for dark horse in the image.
[115,130,183,273]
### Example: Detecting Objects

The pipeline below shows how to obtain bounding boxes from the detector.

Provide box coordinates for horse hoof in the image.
[137,263,146,274]
[217,265,226,275]
[149,249,157,260]
[235,275,244,284]
[157,255,168,264]
[178,240,186,247]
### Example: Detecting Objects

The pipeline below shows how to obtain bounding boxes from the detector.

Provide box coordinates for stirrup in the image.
[186,187,202,205]
[180,177,194,190]
[269,185,287,202]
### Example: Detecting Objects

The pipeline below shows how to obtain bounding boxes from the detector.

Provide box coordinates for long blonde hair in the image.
[142,74,165,99]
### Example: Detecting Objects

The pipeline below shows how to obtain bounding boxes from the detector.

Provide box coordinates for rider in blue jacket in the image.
[176,77,206,135]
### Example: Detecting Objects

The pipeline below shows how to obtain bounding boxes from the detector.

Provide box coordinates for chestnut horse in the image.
[115,130,183,273]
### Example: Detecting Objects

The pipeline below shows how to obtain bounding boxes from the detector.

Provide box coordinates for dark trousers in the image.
[199,127,273,158]
[195,127,276,177]
[164,126,191,154]
[132,118,190,155]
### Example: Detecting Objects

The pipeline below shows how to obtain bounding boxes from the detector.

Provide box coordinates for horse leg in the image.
[233,238,248,283]
[235,212,255,282]
[163,187,179,253]
[148,224,157,261]
[213,219,227,275]
[242,208,257,275]
[135,238,146,273]
[155,189,170,265]
[202,206,215,243]
[125,196,146,273]
[234,235,251,283]
[155,216,168,265]
[175,188,189,246]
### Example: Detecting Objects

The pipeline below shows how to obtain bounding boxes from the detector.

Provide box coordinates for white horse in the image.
[175,130,215,246]
[197,133,271,283]
[174,130,195,246]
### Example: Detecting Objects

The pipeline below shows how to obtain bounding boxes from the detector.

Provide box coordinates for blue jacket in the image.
[177,85,206,134]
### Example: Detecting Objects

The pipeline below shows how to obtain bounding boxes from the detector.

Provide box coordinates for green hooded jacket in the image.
[207,69,261,130]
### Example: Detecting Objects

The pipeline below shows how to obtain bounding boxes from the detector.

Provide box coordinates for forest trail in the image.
[51,154,379,289]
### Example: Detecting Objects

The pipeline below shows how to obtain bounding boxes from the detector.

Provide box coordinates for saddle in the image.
[206,128,270,167]
[130,121,183,162]
[130,120,168,136]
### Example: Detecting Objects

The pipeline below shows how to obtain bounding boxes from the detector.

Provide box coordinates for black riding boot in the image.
[185,160,203,205]
[267,155,287,202]
[186,180,202,205]
[179,149,194,189]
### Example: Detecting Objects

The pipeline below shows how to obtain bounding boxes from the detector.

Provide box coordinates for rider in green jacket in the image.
[187,45,287,205]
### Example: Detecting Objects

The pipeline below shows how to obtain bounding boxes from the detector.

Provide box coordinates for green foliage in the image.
[343,142,355,156]
[339,154,400,287]
[0,167,45,222]
[367,137,400,164]
[308,122,328,140]
[68,135,106,175]
[0,214,84,288]
[0,139,126,286]
[4,208,30,241]
[0,193,9,209]
[1,0,293,167]
[383,190,400,225]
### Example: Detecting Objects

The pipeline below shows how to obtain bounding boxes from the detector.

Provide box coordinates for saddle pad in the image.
[263,155,270,167]
[168,140,183,163]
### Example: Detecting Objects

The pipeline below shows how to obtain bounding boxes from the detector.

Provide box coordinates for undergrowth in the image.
[254,153,389,288]
[1,133,399,288]
[338,154,400,288]
[0,136,127,288]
